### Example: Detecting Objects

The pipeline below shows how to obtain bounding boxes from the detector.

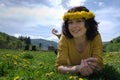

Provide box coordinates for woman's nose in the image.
[72,22,78,28]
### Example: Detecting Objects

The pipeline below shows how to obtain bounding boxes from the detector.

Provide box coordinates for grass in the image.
[0,49,120,80]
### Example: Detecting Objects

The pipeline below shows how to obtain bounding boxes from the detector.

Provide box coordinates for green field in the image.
[0,49,120,80]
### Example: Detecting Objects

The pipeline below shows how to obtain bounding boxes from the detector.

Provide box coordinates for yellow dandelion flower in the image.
[69,76,73,80]
[39,62,44,66]
[13,76,19,80]
[79,78,84,80]
[63,11,95,21]
[14,60,17,65]
[6,53,10,57]
[45,72,54,77]
[45,73,51,77]
[69,76,78,80]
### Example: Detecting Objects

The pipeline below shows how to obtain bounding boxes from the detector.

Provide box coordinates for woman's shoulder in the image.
[91,33,102,43]
[94,33,101,39]
[60,34,70,40]
[59,34,73,43]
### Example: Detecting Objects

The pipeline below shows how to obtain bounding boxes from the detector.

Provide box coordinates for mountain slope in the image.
[31,39,57,49]
[0,32,24,49]
[103,36,120,52]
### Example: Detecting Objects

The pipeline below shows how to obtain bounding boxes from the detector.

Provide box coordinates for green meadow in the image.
[0,49,120,80]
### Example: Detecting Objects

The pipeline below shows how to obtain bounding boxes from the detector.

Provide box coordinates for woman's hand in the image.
[79,60,93,76]
[85,57,102,71]
[52,28,58,35]
[52,28,61,38]
[76,58,101,76]
[52,28,60,36]
[87,61,102,71]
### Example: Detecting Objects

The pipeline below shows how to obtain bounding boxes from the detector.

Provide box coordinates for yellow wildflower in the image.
[79,78,84,80]
[45,72,54,77]
[13,76,19,80]
[6,53,10,57]
[14,60,17,65]
[69,76,78,80]
[63,11,95,21]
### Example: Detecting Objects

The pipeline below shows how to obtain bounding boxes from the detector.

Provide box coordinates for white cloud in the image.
[46,35,58,41]
[95,7,120,41]
[0,3,5,7]
[98,2,104,7]
[69,0,86,7]
[0,5,65,30]
[49,0,61,6]
[98,20,116,36]
[0,7,55,19]
[0,0,52,7]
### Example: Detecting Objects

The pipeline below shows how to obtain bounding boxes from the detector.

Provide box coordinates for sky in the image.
[0,0,120,42]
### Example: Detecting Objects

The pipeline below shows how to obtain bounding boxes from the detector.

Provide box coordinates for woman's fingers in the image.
[88,62,101,71]
[52,28,58,34]
[87,62,96,70]
[85,57,98,62]
[80,60,93,76]
[80,68,88,76]
[84,57,102,71]
[83,60,93,75]
[79,60,85,74]
[80,58,102,76]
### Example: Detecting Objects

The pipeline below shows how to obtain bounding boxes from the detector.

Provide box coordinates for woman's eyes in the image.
[68,20,83,24]
[76,20,83,22]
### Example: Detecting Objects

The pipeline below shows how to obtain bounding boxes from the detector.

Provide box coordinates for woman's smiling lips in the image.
[72,29,80,34]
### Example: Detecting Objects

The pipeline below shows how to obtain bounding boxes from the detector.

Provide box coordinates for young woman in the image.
[55,6,103,76]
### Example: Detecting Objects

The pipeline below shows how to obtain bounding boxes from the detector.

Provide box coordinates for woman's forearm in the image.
[58,65,80,73]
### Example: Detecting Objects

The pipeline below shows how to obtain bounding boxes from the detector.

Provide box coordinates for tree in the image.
[18,36,31,50]
[25,37,31,45]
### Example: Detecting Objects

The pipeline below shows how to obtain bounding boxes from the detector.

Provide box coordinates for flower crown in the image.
[62,11,95,21]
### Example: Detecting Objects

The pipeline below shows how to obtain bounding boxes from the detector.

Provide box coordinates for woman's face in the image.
[68,19,87,38]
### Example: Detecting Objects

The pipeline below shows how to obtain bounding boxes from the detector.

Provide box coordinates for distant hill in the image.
[31,39,109,49]
[0,32,24,49]
[3,31,119,52]
[0,31,57,49]
[103,36,120,52]
[102,41,109,45]
[31,39,58,49]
